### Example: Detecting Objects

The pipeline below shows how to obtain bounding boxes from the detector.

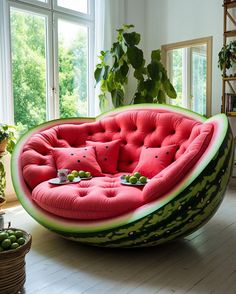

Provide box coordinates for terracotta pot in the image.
[0,139,7,153]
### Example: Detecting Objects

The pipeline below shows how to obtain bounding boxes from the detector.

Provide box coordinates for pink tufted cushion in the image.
[143,123,213,202]
[21,108,214,220]
[22,110,203,190]
[52,146,103,176]
[133,145,178,178]
[32,174,143,220]
[86,140,121,174]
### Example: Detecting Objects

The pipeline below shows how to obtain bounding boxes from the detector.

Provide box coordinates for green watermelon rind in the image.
[11,104,231,242]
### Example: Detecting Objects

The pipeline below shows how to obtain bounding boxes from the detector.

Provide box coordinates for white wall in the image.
[124,0,147,103]
[145,0,223,115]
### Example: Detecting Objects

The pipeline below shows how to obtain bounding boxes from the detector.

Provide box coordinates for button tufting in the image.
[79,191,88,197]
[105,191,116,198]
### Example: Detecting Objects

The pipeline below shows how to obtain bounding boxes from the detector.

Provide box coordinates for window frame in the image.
[161,37,212,117]
[0,0,95,125]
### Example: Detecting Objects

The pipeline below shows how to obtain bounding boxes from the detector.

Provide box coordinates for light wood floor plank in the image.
[2,188,236,294]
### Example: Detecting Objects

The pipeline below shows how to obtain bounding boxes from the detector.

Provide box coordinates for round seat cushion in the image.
[32,175,144,220]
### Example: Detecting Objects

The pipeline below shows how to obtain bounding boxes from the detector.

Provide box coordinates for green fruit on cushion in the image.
[79,170,85,178]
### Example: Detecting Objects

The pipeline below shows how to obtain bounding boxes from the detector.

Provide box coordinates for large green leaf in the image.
[107,73,115,92]
[157,89,166,103]
[120,61,129,77]
[147,61,161,80]
[127,46,144,69]
[123,32,140,47]
[133,92,146,104]
[111,42,124,59]
[144,79,160,98]
[94,66,105,84]
[151,50,161,62]
[134,69,143,80]
[164,79,177,98]
[111,88,124,107]
[99,94,109,112]
[103,65,110,80]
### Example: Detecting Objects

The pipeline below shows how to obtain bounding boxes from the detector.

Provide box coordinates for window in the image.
[57,0,88,14]
[162,37,212,117]
[0,0,95,130]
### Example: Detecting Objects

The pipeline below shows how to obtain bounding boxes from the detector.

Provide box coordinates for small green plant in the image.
[218,41,236,72]
[0,124,16,203]
[0,124,16,154]
[94,24,177,111]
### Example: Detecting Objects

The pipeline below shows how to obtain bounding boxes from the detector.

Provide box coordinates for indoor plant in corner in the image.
[218,40,236,75]
[0,124,16,206]
[94,24,177,111]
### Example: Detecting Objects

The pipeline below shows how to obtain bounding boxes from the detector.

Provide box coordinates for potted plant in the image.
[0,124,16,207]
[218,40,236,73]
[94,24,177,111]
[0,124,16,154]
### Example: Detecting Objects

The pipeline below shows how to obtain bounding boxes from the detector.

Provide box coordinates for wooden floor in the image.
[3,188,236,294]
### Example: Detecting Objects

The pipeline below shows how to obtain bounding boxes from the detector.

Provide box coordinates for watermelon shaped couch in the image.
[11,104,234,247]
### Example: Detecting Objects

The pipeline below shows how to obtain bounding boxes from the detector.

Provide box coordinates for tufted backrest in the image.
[21,109,212,190]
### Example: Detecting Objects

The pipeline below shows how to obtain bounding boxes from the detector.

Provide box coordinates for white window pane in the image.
[10,8,47,130]
[168,48,184,107]
[57,0,88,14]
[58,19,88,118]
[191,45,207,116]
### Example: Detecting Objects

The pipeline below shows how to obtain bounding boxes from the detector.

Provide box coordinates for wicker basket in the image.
[0,229,32,294]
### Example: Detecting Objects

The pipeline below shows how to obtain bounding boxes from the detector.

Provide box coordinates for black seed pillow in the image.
[52,146,103,176]
[86,140,121,174]
[133,145,178,178]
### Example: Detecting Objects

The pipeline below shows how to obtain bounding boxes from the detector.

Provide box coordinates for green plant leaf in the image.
[123,32,140,47]
[99,94,109,112]
[133,92,146,104]
[111,89,124,108]
[111,42,124,59]
[107,73,115,92]
[120,61,129,77]
[103,65,110,80]
[127,46,144,69]
[147,61,161,80]
[164,80,177,98]
[134,69,143,80]
[151,50,161,62]
[94,67,105,84]
[123,24,135,29]
[157,89,166,103]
